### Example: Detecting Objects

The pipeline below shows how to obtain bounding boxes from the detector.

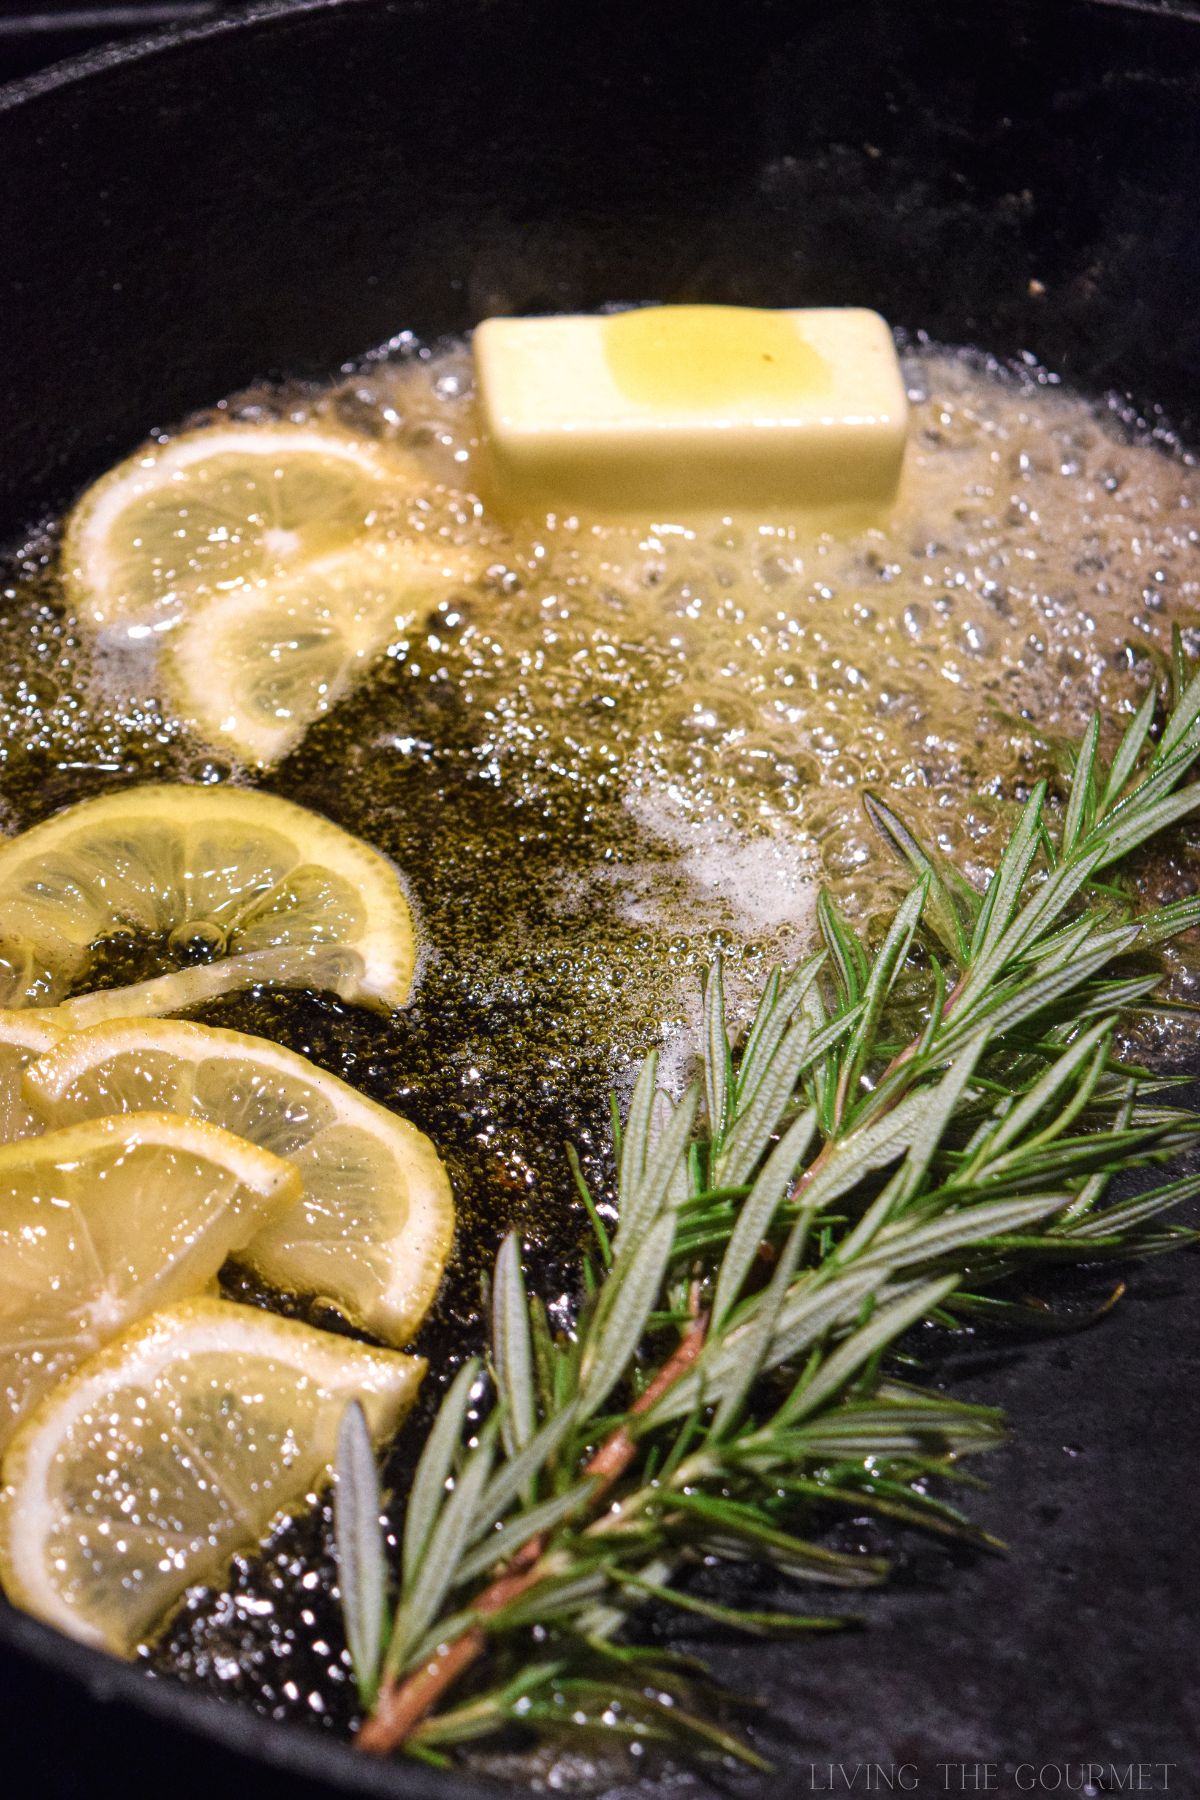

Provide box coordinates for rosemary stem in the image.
[581,1449,716,1541]
[358,1314,709,1755]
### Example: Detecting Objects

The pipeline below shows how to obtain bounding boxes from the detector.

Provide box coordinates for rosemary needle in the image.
[340,667,1200,1766]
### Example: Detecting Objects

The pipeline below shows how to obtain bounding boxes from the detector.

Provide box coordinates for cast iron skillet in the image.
[1,2,1198,1795]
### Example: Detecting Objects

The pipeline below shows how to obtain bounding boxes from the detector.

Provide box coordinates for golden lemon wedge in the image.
[0,1113,300,1455]
[0,1012,61,1143]
[28,1017,454,1344]
[163,537,484,768]
[0,1297,423,1654]
[62,425,417,637]
[0,783,416,1021]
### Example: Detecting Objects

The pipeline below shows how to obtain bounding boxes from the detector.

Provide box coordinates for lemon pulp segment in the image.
[28,1017,455,1343]
[0,1113,300,1454]
[0,783,416,1014]
[0,1297,423,1654]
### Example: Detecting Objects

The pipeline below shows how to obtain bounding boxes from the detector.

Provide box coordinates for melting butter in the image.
[474,306,908,513]
[603,304,832,411]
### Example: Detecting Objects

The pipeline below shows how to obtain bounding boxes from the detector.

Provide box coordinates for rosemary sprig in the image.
[337,668,1200,1766]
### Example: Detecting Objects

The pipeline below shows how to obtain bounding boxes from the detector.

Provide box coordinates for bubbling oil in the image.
[222,336,1200,950]
[5,341,1200,1009]
[1,334,1199,1742]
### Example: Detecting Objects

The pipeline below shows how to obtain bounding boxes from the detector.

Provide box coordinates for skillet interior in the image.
[1,1,1199,1794]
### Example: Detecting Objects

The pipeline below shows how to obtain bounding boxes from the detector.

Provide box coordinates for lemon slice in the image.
[0,783,416,1016]
[164,539,483,768]
[0,1297,423,1654]
[28,945,369,1036]
[0,1113,300,1456]
[28,1017,455,1343]
[62,425,417,637]
[0,1012,60,1142]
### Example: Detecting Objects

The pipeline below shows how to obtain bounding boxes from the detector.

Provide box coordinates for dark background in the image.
[0,3,217,81]
[2,0,1197,80]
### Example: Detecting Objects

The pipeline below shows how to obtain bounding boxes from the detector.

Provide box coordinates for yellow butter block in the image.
[474,305,909,515]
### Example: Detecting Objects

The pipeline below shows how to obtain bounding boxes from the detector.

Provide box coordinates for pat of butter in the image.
[475,305,909,515]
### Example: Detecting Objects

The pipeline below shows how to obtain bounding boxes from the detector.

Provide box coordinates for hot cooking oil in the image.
[0,330,1197,1741]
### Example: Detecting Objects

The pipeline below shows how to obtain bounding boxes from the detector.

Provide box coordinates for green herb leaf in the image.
[581,1214,678,1416]
[401,1356,481,1586]
[711,1106,816,1332]
[333,1400,387,1706]
[493,1231,537,1461]
[388,1417,499,1675]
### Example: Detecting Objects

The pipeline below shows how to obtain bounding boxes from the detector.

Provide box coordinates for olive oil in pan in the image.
[0,337,1198,1736]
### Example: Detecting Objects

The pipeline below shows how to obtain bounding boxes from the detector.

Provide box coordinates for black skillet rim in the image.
[0,0,397,117]
[2,0,1199,1792]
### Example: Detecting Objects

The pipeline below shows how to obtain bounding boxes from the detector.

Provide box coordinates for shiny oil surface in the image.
[0,333,1198,1754]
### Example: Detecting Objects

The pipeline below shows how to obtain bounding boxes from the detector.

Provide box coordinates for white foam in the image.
[622,778,817,944]
[604,780,820,1094]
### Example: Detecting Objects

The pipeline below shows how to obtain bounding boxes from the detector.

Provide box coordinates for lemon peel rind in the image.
[22,945,370,1035]
[161,537,485,769]
[0,1011,64,1146]
[0,1113,302,1461]
[0,1013,62,1055]
[163,571,405,770]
